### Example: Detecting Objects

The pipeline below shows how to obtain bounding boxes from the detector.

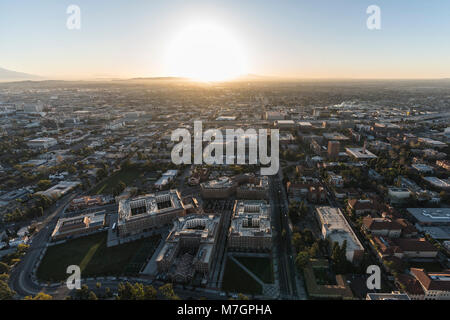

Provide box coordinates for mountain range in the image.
[0,67,42,81]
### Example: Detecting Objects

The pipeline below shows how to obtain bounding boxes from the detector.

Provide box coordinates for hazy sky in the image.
[1,0,449,79]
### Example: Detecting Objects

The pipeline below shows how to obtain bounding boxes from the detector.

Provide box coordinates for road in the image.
[269,174,299,299]
[9,191,80,297]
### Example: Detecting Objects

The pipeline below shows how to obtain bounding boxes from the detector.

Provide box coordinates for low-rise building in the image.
[423,176,450,190]
[347,199,380,216]
[371,237,438,259]
[412,163,434,174]
[362,217,403,238]
[388,187,411,204]
[346,146,377,160]
[51,212,106,241]
[315,206,364,263]
[68,195,108,211]
[410,268,450,300]
[407,208,450,227]
[366,292,410,300]
[27,137,58,149]
[36,181,81,199]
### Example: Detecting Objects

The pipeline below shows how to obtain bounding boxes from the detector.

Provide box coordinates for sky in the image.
[0,0,449,80]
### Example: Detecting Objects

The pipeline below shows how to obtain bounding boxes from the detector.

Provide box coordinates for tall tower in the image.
[327,141,340,159]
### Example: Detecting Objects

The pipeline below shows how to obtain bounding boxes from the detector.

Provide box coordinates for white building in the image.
[36,181,81,199]
[315,206,364,263]
[388,187,411,204]
[27,137,58,149]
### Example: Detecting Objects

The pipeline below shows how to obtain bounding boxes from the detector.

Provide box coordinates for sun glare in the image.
[166,22,247,82]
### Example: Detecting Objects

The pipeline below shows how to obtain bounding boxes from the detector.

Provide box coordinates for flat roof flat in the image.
[407,208,450,224]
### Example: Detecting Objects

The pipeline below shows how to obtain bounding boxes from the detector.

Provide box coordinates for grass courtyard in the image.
[235,256,274,284]
[91,167,142,195]
[221,258,264,295]
[37,232,161,282]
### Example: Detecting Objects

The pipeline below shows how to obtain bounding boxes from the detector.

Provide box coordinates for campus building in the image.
[201,174,269,200]
[51,211,106,241]
[228,200,272,252]
[117,189,186,238]
[236,175,269,199]
[36,181,81,199]
[156,214,221,282]
[200,177,235,199]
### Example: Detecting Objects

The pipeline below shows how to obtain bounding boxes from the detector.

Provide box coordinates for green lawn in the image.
[91,167,142,195]
[37,232,160,282]
[221,258,263,295]
[123,236,162,274]
[235,256,274,284]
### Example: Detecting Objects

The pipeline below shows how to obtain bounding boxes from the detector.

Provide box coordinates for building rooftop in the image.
[315,206,364,252]
[201,176,234,189]
[230,200,271,238]
[423,176,450,189]
[323,132,350,141]
[52,211,105,239]
[366,292,410,300]
[346,147,377,159]
[407,208,450,224]
[118,189,183,225]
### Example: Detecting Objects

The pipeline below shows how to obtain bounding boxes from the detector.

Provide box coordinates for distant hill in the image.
[0,67,41,81]
[125,76,188,81]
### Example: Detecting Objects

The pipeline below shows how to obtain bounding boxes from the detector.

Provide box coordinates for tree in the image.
[37,179,52,191]
[295,251,310,270]
[237,293,249,300]
[309,242,320,258]
[0,280,15,300]
[144,285,157,300]
[88,291,98,300]
[292,232,304,252]
[331,241,350,274]
[0,262,10,274]
[117,282,145,300]
[74,284,91,300]
[158,283,180,300]
[105,287,112,298]
[24,292,53,300]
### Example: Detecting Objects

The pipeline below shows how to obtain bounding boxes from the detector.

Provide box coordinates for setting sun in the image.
[165,22,247,82]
